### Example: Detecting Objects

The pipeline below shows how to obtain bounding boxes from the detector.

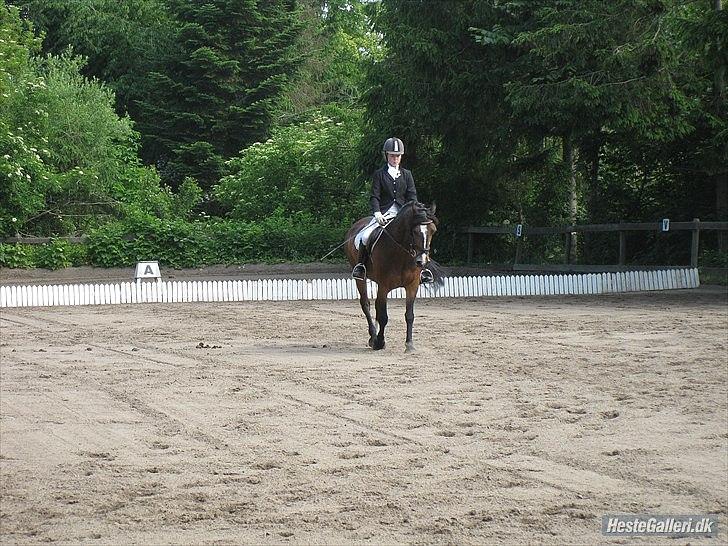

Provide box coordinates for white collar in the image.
[387,165,401,179]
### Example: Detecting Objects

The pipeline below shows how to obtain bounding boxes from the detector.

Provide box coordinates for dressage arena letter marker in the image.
[135,261,162,281]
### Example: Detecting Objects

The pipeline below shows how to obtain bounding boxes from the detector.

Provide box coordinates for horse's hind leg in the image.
[404,282,418,353]
[356,280,377,348]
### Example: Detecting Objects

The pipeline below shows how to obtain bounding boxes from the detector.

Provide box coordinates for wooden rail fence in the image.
[462,219,728,269]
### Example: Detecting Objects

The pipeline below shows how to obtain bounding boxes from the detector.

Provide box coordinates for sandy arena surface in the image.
[1,282,727,544]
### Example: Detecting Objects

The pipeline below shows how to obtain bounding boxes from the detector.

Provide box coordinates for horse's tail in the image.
[425,259,447,289]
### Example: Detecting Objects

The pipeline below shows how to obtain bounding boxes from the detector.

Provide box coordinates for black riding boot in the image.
[352,246,369,280]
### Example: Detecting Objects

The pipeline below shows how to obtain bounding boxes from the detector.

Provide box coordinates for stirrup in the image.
[420,269,434,284]
[352,263,366,281]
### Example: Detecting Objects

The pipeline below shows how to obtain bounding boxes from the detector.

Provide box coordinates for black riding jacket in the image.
[370,166,418,214]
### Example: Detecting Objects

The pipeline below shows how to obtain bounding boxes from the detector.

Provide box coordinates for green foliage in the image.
[87,216,198,268]
[84,214,347,268]
[171,177,204,219]
[17,0,175,118]
[700,245,728,285]
[21,0,305,191]
[278,0,382,120]
[34,238,72,269]
[366,0,726,263]
[0,239,86,268]
[499,0,694,143]
[85,221,134,267]
[214,113,367,222]
[366,0,519,228]
[0,5,52,236]
[0,120,52,236]
[0,243,34,268]
[701,250,728,268]
[135,0,304,189]
[0,6,177,238]
[3,1,724,270]
[207,213,345,263]
[30,52,137,173]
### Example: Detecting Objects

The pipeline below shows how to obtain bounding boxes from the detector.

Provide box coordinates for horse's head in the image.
[410,202,438,268]
[386,201,439,267]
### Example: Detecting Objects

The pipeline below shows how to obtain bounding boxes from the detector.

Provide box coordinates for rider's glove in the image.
[374,211,386,226]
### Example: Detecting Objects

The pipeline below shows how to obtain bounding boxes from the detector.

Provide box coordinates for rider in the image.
[352,137,435,284]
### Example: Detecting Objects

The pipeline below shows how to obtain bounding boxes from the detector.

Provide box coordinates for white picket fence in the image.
[0,268,699,309]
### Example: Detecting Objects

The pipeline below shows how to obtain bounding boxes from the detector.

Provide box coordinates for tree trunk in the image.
[718,163,728,254]
[582,137,601,262]
[563,135,578,263]
[716,0,728,251]
[587,142,600,220]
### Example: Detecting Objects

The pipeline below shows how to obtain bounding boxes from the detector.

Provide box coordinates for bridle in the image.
[409,220,433,259]
[376,210,434,263]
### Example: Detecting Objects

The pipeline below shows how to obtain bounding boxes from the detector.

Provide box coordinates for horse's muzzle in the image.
[416,254,429,267]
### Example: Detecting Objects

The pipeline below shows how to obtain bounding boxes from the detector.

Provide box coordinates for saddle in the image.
[354,216,386,251]
[365,225,385,254]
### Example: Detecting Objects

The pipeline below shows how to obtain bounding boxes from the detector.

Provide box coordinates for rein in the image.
[376,219,433,258]
[319,203,436,263]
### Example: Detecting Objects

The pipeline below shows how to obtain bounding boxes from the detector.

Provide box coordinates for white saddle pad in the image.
[354,217,378,250]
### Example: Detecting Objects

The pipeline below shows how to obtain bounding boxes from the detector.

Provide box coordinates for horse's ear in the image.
[429,202,437,215]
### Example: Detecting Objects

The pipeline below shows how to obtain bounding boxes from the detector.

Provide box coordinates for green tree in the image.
[475,0,698,259]
[366,0,723,264]
[277,0,383,122]
[136,0,303,190]
[672,0,727,249]
[365,0,521,228]
[0,5,179,237]
[0,5,47,236]
[14,0,174,119]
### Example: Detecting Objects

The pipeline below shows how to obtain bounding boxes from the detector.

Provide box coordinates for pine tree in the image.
[136,0,303,189]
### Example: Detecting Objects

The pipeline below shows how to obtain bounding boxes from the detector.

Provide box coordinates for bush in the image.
[213,113,367,223]
[87,217,202,268]
[34,239,72,269]
[83,214,349,268]
[0,243,34,268]
[2,213,351,269]
[701,250,728,268]
[86,222,134,267]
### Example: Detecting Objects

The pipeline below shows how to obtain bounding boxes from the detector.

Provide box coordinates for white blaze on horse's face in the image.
[418,224,430,265]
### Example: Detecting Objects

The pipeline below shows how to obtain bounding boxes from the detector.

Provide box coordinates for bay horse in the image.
[344,201,441,352]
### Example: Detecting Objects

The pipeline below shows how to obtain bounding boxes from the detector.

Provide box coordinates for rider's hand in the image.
[374,211,386,226]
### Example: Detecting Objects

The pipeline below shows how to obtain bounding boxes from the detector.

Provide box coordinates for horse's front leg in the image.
[373,292,389,350]
[404,283,418,352]
[356,280,377,347]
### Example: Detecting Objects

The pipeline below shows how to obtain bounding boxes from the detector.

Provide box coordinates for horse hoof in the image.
[405,343,415,353]
[368,337,376,348]
[373,339,385,350]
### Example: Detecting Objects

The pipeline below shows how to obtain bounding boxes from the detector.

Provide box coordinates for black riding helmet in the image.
[382,137,404,156]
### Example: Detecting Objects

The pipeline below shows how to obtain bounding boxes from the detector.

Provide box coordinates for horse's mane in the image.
[391,201,438,228]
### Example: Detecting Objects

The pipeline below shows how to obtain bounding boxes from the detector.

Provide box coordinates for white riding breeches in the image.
[354,203,400,250]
